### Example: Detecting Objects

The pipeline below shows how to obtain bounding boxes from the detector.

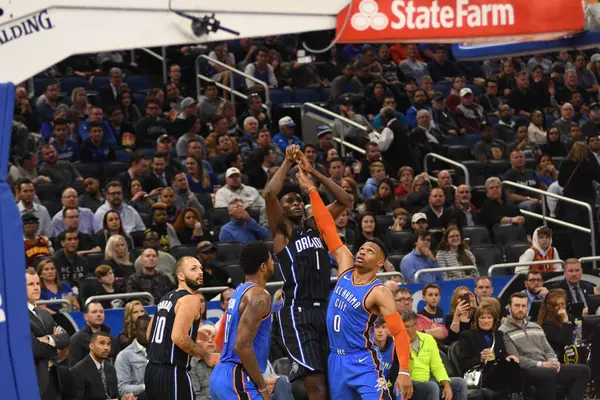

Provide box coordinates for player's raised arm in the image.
[171,295,210,359]
[298,154,353,219]
[296,168,353,277]
[371,285,413,399]
[264,144,301,235]
[234,289,271,395]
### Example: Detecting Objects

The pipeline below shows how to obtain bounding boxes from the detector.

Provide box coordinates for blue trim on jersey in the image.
[286,246,309,367]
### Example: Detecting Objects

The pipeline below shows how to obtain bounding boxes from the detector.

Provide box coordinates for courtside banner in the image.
[337,0,585,43]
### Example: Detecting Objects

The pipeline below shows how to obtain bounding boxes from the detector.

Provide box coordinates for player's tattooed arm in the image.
[234,289,271,391]
[171,295,211,359]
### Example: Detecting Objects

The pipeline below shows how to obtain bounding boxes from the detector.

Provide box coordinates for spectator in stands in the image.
[102,235,135,278]
[14,86,40,133]
[244,47,278,90]
[559,142,600,257]
[436,226,476,280]
[116,152,148,192]
[37,80,65,122]
[80,177,104,212]
[49,117,79,162]
[164,82,183,113]
[172,207,212,245]
[574,54,598,94]
[214,167,266,223]
[219,198,269,243]
[126,248,173,304]
[183,137,210,173]
[133,97,170,148]
[23,213,53,269]
[354,212,381,250]
[156,187,182,223]
[336,96,374,148]
[195,241,229,288]
[365,179,398,216]
[79,121,116,163]
[69,301,119,366]
[492,104,517,143]
[361,161,386,199]
[236,117,260,159]
[500,292,590,400]
[95,210,134,252]
[246,147,275,189]
[171,98,200,138]
[335,209,356,251]
[237,93,272,131]
[37,258,80,313]
[445,75,466,110]
[401,231,441,283]
[16,179,53,237]
[450,185,477,228]
[146,202,180,252]
[418,283,444,324]
[98,67,124,108]
[581,102,600,137]
[329,62,361,100]
[52,230,88,288]
[457,303,523,397]
[436,170,455,206]
[553,103,576,140]
[406,173,431,213]
[186,156,216,194]
[557,69,588,105]
[420,187,460,229]
[427,45,461,82]
[372,95,410,130]
[455,88,486,134]
[92,264,125,310]
[119,89,142,126]
[125,178,153,216]
[406,89,431,128]
[107,106,134,146]
[509,124,541,161]
[52,188,99,237]
[558,258,595,309]
[40,144,82,188]
[528,110,548,144]
[315,125,334,162]
[540,127,567,157]
[143,152,171,195]
[190,324,220,399]
[478,78,501,114]
[389,207,409,233]
[537,289,575,361]
[395,287,448,341]
[522,270,548,312]
[95,181,145,234]
[507,71,538,117]
[527,54,553,74]
[497,59,517,98]
[477,176,524,233]
[400,310,468,400]
[445,286,476,344]
[365,81,388,121]
[502,150,542,212]
[167,63,188,96]
[171,171,205,214]
[272,116,303,153]
[79,106,116,145]
[566,123,584,151]
[474,276,494,305]
[588,134,600,170]
[535,154,558,189]
[117,300,147,349]
[115,314,149,399]
[516,226,562,274]
[399,44,428,81]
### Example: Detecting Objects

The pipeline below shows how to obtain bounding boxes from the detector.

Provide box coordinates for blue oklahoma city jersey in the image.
[220,282,272,372]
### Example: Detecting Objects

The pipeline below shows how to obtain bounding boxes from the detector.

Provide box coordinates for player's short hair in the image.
[365,238,388,261]
[277,183,302,200]
[239,242,270,275]
[175,256,198,274]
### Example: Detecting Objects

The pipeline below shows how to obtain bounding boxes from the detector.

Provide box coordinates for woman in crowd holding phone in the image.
[171,207,215,245]
[445,286,477,344]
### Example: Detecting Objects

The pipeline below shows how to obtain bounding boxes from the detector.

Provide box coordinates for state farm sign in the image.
[338,0,584,43]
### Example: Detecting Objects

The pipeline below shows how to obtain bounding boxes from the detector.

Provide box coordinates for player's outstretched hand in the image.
[285,144,302,162]
[395,373,413,399]
[297,153,313,174]
[296,169,314,192]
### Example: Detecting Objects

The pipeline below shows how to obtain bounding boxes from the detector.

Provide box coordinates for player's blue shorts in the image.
[328,348,393,400]
[209,362,261,400]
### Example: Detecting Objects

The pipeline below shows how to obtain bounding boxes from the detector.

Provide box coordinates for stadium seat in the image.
[208,208,230,229]
[385,231,412,253]
[195,192,214,212]
[129,231,146,248]
[466,83,483,96]
[132,93,147,109]
[215,242,244,265]
[505,242,531,262]
[376,215,393,232]
[492,224,527,246]
[104,161,129,181]
[79,276,101,304]
[41,200,62,218]
[84,253,106,272]
[115,149,132,163]
[269,89,292,105]
[461,225,491,246]
[272,357,292,375]
[36,183,61,201]
[74,163,103,181]
[486,160,510,177]
[223,264,244,286]
[91,76,109,90]
[432,82,451,96]
[124,75,152,93]
[136,147,156,158]
[387,254,405,271]
[460,160,485,186]
[470,245,504,276]
[248,207,261,223]
[552,157,565,169]
[446,145,472,161]
[470,185,487,209]
[293,88,321,104]
[34,76,54,95]
[61,76,91,94]
[139,213,152,227]
[131,247,144,261]
[170,245,197,260]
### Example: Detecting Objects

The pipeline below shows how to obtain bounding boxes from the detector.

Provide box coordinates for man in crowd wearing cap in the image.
[133,97,169,148]
[237,93,272,131]
[196,241,230,288]
[170,97,199,137]
[197,81,224,124]
[315,125,334,162]
[455,87,486,134]
[273,116,304,153]
[23,213,54,269]
[219,198,269,243]
[332,96,373,150]
[215,167,266,224]
[582,102,600,137]
[401,213,432,253]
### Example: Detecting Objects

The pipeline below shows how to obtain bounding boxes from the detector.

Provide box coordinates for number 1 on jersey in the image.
[333,314,341,332]
[223,314,233,343]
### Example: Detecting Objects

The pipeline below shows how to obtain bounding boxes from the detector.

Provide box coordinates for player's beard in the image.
[185,276,203,291]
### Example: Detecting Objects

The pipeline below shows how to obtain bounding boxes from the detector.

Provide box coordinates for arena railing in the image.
[196,271,402,294]
[195,54,271,117]
[580,256,600,267]
[413,266,478,283]
[85,292,155,306]
[36,299,73,312]
[488,259,566,276]
[300,102,368,157]
[502,180,596,269]
[423,153,470,188]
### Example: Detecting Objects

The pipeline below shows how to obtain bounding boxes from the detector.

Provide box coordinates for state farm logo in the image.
[351,0,389,31]
[349,0,516,31]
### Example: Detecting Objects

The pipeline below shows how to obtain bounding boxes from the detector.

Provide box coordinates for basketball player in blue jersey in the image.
[264,145,352,399]
[296,166,414,399]
[211,242,275,399]
[145,256,214,400]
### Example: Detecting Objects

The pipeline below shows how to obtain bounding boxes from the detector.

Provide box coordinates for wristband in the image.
[258,386,268,393]
[307,186,318,193]
[397,371,410,377]
[509,217,512,224]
